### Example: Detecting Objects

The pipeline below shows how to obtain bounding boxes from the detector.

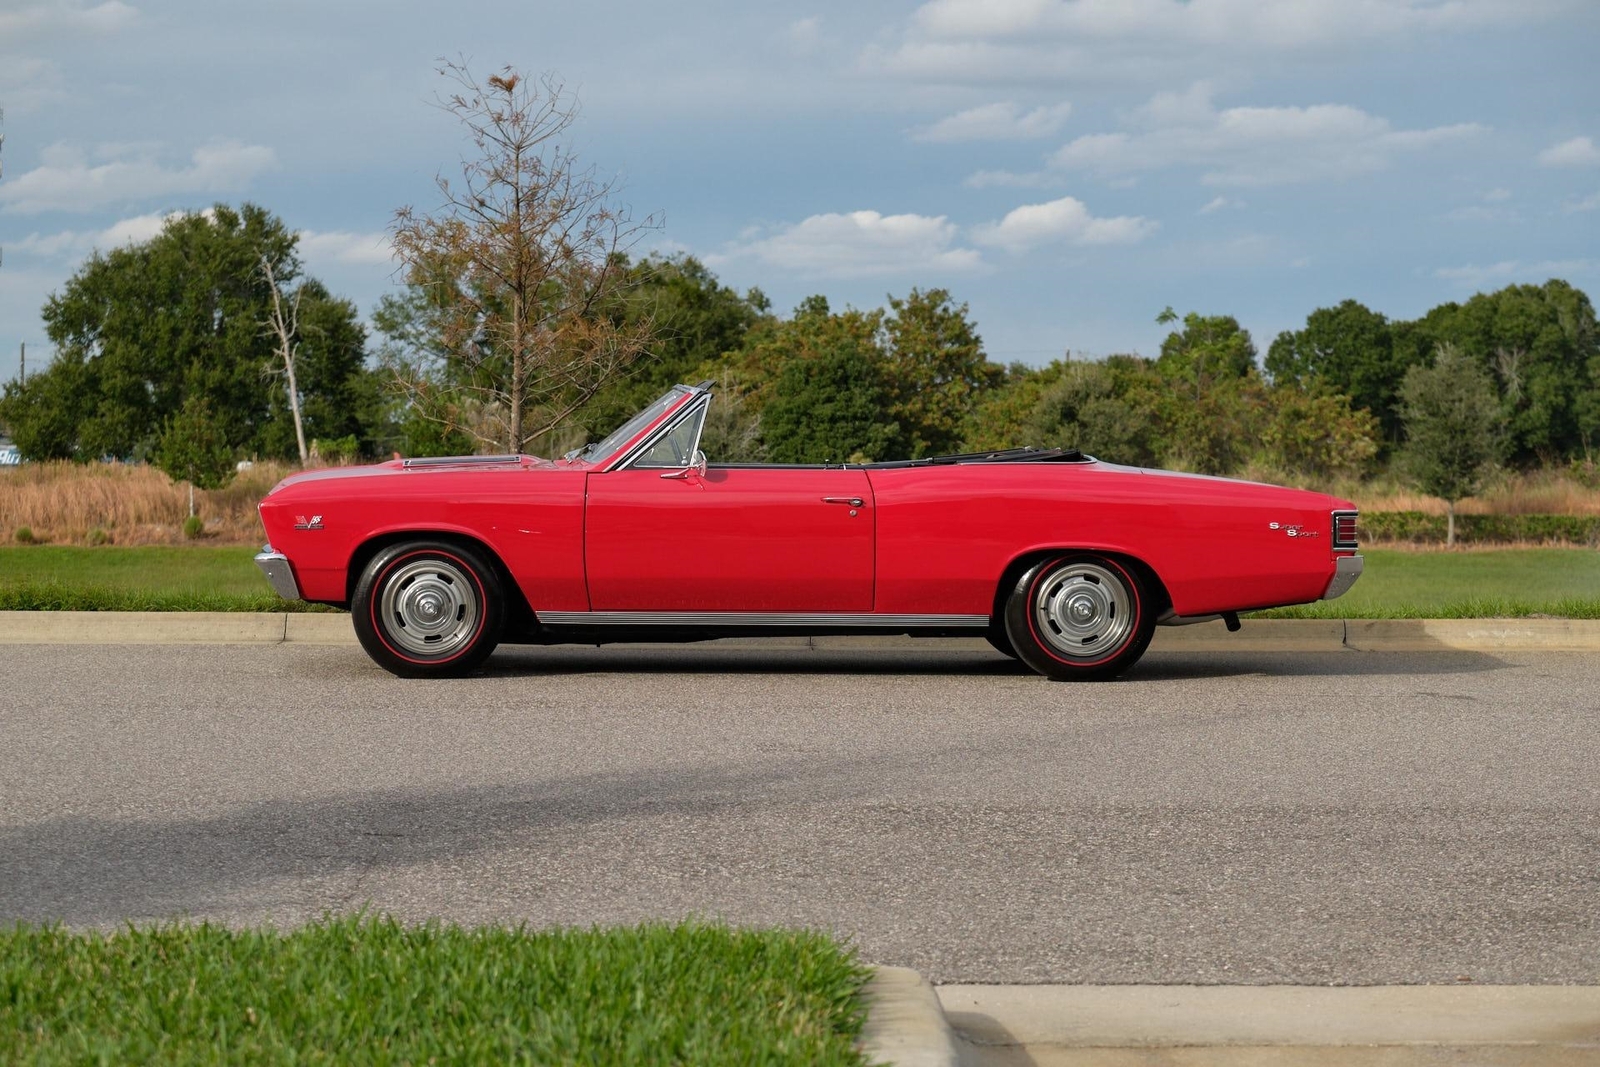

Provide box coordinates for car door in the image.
[584,465,876,612]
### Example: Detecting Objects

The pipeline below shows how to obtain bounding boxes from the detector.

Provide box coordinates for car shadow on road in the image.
[475,646,1510,680]
[0,752,893,929]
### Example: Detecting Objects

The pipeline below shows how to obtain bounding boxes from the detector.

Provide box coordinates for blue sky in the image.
[2,0,1597,386]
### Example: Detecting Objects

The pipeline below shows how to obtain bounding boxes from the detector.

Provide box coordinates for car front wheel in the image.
[1003,554,1154,681]
[352,540,504,678]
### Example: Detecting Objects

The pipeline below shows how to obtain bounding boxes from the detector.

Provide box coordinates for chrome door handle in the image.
[822,496,864,507]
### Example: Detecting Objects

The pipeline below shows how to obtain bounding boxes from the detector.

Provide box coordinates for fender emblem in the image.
[1268,522,1316,538]
[293,515,324,530]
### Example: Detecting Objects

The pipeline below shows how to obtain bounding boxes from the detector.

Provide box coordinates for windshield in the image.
[568,386,692,465]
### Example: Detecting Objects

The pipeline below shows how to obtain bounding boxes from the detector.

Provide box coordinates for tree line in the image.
[2,64,1597,532]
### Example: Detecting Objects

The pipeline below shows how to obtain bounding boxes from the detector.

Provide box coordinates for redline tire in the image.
[1003,554,1154,681]
[351,540,504,678]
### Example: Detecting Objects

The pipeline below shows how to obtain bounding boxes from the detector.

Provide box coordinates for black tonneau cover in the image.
[864,446,1089,469]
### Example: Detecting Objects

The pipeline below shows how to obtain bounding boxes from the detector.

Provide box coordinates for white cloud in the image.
[0,140,277,214]
[970,195,1157,253]
[870,0,1570,85]
[1434,258,1596,289]
[1049,85,1485,186]
[1537,136,1600,168]
[1564,191,1600,213]
[9,211,173,259]
[296,230,394,267]
[1198,195,1243,213]
[1483,187,1512,202]
[711,210,985,278]
[913,101,1072,143]
[0,1,136,39]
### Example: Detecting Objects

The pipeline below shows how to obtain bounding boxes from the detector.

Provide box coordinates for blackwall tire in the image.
[351,540,504,678]
[985,624,1020,659]
[1003,554,1154,681]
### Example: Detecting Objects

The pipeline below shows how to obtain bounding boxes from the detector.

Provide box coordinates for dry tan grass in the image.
[1341,468,1600,516]
[5,460,1599,547]
[0,461,299,546]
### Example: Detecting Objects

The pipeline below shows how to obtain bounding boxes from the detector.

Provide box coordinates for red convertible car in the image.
[256,381,1362,680]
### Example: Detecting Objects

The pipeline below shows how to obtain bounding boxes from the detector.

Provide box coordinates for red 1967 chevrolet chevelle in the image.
[256,381,1361,680]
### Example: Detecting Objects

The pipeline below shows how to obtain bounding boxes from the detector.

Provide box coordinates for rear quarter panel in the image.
[259,467,589,609]
[868,463,1342,617]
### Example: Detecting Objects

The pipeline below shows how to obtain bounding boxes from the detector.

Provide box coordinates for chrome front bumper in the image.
[255,546,302,600]
[1320,555,1364,600]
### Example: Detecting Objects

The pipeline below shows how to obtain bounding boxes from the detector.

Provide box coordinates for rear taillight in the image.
[1332,510,1359,550]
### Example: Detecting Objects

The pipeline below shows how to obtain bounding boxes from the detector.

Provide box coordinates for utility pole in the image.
[18,341,23,383]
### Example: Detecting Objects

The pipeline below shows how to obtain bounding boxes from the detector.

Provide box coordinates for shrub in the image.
[86,526,110,546]
[1361,511,1600,545]
[182,515,205,540]
[15,526,34,544]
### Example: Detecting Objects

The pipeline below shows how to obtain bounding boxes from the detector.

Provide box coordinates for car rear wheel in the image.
[352,540,504,678]
[1003,554,1154,681]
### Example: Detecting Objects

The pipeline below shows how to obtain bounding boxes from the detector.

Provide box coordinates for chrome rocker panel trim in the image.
[1320,554,1363,600]
[254,546,302,601]
[537,611,988,628]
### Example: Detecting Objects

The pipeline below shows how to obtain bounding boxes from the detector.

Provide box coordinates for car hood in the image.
[264,454,579,496]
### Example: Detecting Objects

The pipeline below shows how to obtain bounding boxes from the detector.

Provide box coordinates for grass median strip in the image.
[0,915,872,1066]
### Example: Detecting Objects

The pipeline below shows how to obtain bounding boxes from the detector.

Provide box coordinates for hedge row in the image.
[1361,511,1600,545]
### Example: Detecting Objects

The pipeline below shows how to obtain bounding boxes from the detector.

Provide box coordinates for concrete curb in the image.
[858,966,960,1067]
[934,983,1600,1050]
[1,611,1599,652]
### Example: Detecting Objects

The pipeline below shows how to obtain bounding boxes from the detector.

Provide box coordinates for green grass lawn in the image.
[0,916,871,1067]
[0,545,324,611]
[1254,547,1600,619]
[2,544,1598,618]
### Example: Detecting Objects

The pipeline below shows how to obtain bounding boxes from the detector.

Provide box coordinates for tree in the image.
[261,256,308,463]
[0,204,374,462]
[756,301,904,463]
[1265,299,1414,442]
[1399,343,1505,545]
[152,395,235,517]
[880,288,1002,458]
[390,60,658,454]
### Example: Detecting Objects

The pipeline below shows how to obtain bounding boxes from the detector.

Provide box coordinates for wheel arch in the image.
[346,529,537,632]
[989,546,1172,625]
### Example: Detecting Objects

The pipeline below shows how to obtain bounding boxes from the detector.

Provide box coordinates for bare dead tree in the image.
[390,60,659,454]
[261,256,308,464]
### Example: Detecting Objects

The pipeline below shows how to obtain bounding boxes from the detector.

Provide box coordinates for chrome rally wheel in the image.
[1004,554,1155,681]
[352,540,504,678]
[378,557,480,659]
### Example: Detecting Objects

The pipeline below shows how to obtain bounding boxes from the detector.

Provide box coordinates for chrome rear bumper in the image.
[254,546,302,600]
[1320,555,1363,600]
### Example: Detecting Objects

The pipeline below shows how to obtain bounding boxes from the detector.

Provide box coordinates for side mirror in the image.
[660,449,707,480]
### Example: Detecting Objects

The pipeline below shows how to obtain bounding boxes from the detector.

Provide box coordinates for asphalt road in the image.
[2,642,1597,984]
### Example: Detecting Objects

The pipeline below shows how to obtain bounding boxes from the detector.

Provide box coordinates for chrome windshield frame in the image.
[602,383,713,473]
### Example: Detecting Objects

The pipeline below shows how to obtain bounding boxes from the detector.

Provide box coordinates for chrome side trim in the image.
[402,454,521,469]
[1320,555,1364,600]
[254,546,302,601]
[537,611,989,628]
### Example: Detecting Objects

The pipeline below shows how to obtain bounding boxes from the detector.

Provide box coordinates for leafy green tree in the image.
[880,288,1002,458]
[577,255,771,435]
[1256,386,1379,482]
[758,301,903,463]
[152,396,235,517]
[1399,343,1505,545]
[0,203,373,462]
[1403,281,1598,464]
[1154,308,1257,398]
[1266,300,1415,442]
[1026,359,1162,466]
